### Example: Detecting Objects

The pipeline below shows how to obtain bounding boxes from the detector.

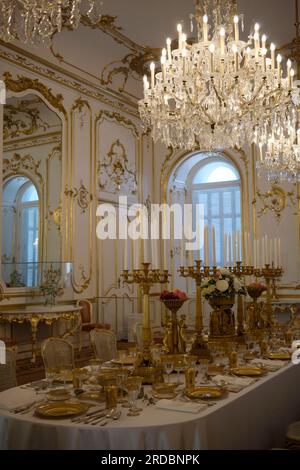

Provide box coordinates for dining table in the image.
[0,360,300,450]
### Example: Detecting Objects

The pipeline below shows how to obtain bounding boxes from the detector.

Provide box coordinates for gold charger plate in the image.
[186,386,227,400]
[231,366,265,377]
[264,352,290,360]
[78,391,105,402]
[34,401,89,419]
[111,357,135,366]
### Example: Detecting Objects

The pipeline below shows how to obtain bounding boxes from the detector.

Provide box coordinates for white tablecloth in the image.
[0,364,300,450]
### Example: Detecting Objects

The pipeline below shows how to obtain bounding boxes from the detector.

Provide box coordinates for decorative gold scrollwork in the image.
[4,99,49,140]
[3,72,67,117]
[64,180,93,214]
[98,139,137,193]
[3,152,43,184]
[254,182,298,222]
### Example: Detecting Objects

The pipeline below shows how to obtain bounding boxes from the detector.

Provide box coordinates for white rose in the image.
[234,278,241,291]
[202,288,209,297]
[216,279,229,292]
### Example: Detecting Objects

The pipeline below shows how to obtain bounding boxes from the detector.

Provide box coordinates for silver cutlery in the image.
[91,410,121,426]
[75,411,106,424]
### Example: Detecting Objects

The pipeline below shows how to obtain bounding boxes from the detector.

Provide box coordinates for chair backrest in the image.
[0,347,17,392]
[41,338,74,370]
[90,329,117,362]
[77,299,92,324]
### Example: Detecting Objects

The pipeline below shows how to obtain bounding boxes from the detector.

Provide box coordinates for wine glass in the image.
[122,377,143,416]
[45,367,56,388]
[116,370,129,404]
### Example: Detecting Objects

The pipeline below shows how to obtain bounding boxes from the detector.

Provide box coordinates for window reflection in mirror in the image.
[2,92,62,288]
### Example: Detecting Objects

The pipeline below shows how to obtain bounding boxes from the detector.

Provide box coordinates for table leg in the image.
[29,316,40,363]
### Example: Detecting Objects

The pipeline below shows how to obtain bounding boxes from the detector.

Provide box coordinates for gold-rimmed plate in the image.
[264,352,290,360]
[186,386,227,400]
[77,391,105,402]
[34,402,89,419]
[231,366,265,377]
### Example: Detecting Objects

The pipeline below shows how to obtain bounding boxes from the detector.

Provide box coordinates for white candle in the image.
[123,238,128,270]
[203,15,208,42]
[248,232,252,266]
[161,55,167,84]
[274,237,278,268]
[233,231,236,265]
[278,238,281,266]
[220,27,225,56]
[262,237,265,266]
[253,239,257,268]
[177,23,182,50]
[262,47,267,73]
[265,235,268,265]
[228,234,232,267]
[234,15,239,44]
[269,238,273,265]
[237,230,241,261]
[270,43,276,70]
[164,239,168,270]
[277,54,282,83]
[212,225,216,266]
[261,34,267,49]
[166,37,172,64]
[188,247,193,267]
[181,33,186,51]
[180,236,185,267]
[204,225,209,265]
[150,62,155,89]
[256,239,260,268]
[224,233,228,267]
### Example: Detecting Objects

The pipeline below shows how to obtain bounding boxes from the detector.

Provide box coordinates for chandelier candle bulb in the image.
[177,23,183,49]
[166,38,172,64]
[203,15,208,42]
[234,15,239,44]
[220,27,225,56]
[181,33,187,51]
[262,48,267,73]
[209,43,215,73]
[232,44,238,72]
[277,54,282,83]
[270,43,276,70]
[161,55,167,84]
[150,62,155,89]
[262,34,267,49]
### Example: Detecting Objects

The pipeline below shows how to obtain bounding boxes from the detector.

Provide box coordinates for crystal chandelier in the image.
[255,110,300,183]
[0,1,103,44]
[138,0,299,151]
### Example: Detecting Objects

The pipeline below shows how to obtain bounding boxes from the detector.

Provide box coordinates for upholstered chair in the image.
[41,337,74,371]
[90,329,117,363]
[76,299,110,351]
[0,347,17,392]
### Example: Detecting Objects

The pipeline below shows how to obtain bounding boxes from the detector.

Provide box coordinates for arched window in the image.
[186,154,241,266]
[2,176,39,286]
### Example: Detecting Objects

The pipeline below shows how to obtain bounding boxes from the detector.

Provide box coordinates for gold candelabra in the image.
[122,263,170,364]
[178,260,212,357]
[230,261,254,336]
[253,264,284,327]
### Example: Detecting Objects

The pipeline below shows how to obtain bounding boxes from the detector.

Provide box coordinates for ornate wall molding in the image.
[95,109,139,138]
[4,132,61,152]
[3,152,43,184]
[254,182,299,222]
[3,72,67,117]
[64,180,93,214]
[4,100,49,140]
[0,42,138,117]
[98,138,137,194]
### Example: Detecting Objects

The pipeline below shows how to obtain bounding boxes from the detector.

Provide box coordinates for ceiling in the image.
[2,0,297,100]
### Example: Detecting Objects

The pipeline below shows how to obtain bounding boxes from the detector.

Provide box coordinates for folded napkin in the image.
[0,388,38,411]
[155,399,207,414]
[251,358,286,370]
[212,374,254,392]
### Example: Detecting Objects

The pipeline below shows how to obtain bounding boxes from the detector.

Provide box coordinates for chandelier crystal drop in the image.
[0,0,103,44]
[138,0,299,151]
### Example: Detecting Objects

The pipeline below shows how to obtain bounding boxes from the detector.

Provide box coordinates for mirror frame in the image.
[1,72,67,296]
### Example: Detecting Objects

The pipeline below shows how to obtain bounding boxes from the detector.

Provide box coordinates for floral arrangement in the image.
[160,288,187,301]
[201,268,246,300]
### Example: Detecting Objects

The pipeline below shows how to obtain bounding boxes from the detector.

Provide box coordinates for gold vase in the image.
[209,295,235,338]
[161,298,187,354]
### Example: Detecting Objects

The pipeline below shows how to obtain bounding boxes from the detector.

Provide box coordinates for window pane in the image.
[210,192,220,216]
[223,191,232,214]
[22,184,38,202]
[193,161,239,184]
